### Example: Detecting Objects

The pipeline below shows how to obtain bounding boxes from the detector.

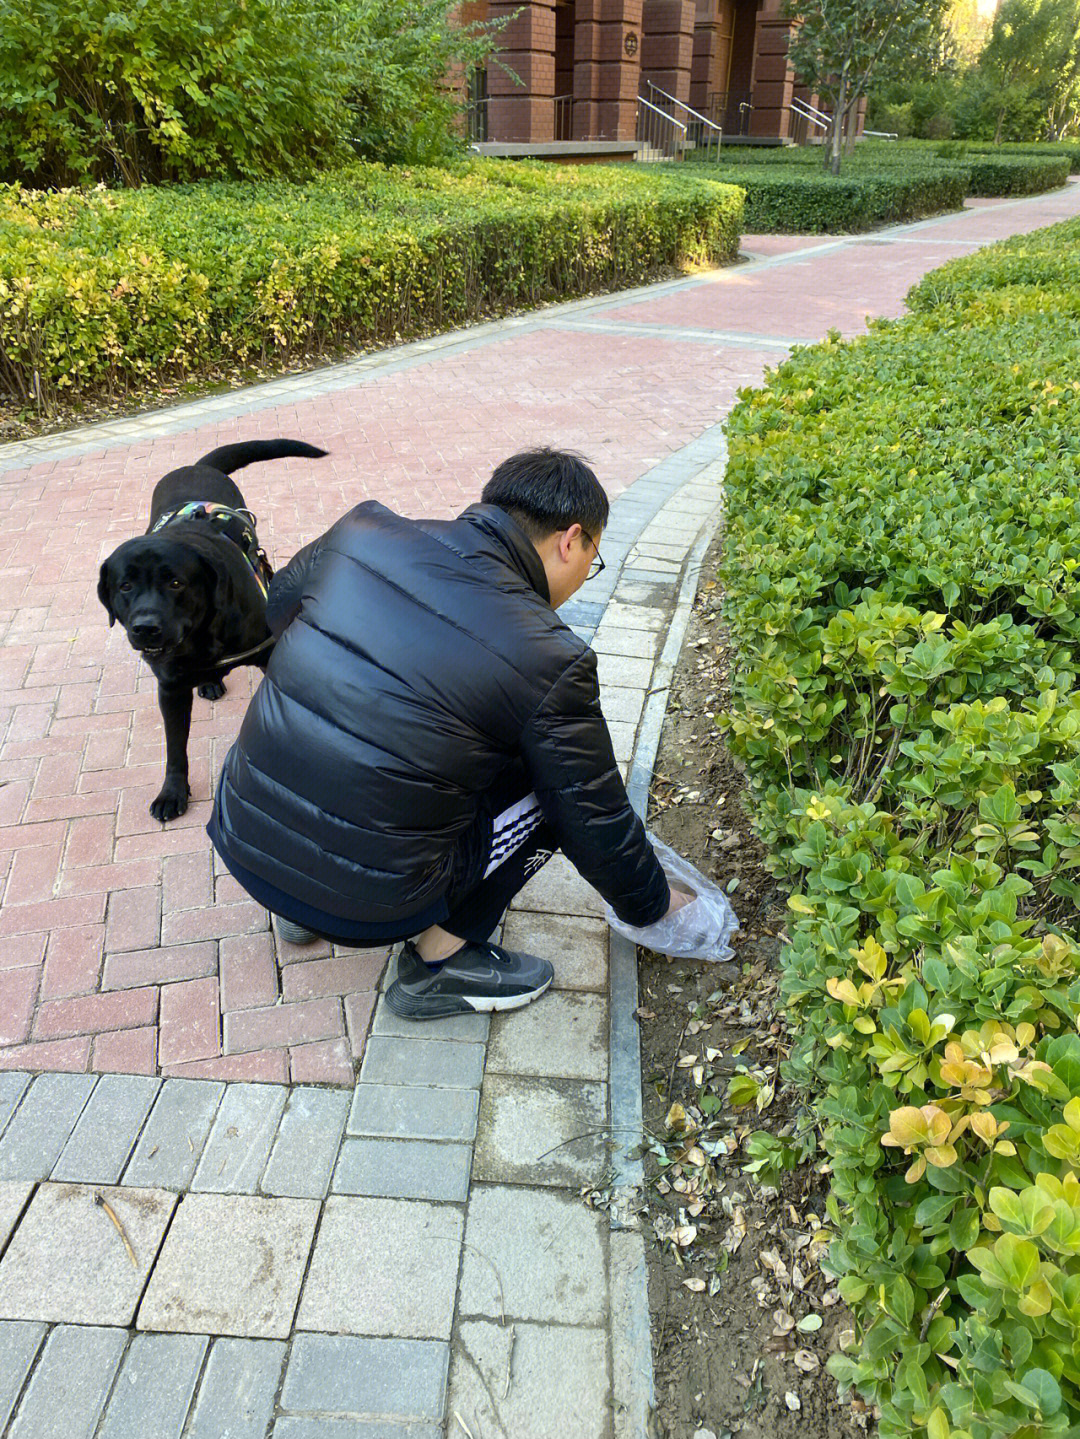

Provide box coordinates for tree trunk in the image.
[993,105,1005,145]
[826,65,848,176]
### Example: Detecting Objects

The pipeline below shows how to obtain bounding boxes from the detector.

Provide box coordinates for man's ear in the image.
[558,523,583,561]
[97,562,116,626]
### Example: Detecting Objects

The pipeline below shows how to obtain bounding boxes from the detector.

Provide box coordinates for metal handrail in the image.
[636,95,687,161]
[645,81,722,161]
[554,93,573,142]
[790,96,829,131]
[863,129,899,140]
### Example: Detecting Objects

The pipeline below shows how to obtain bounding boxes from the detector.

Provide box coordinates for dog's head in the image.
[98,536,221,659]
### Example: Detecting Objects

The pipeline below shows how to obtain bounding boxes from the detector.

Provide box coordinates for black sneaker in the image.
[385,939,554,1020]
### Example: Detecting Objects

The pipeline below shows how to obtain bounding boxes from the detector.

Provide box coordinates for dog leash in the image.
[215,635,275,668]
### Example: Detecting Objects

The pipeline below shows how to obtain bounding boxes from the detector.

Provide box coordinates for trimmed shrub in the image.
[964,152,1071,195]
[696,163,968,232]
[0,161,743,408]
[720,215,1080,1438]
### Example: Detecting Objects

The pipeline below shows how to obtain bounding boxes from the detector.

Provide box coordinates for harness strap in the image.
[152,501,274,600]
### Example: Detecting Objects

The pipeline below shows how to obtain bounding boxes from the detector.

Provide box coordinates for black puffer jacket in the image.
[210,501,669,927]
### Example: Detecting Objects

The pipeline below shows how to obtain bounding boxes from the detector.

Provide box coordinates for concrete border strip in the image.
[605,442,727,1439]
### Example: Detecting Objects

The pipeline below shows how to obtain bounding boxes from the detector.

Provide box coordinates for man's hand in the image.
[663,885,695,919]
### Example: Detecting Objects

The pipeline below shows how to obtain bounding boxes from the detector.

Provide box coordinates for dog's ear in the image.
[199,556,238,649]
[97,561,116,627]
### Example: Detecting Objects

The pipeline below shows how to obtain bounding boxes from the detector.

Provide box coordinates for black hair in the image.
[481,447,609,541]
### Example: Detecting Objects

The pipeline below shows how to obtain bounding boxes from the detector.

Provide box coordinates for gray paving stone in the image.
[487,992,608,1082]
[0,1183,176,1325]
[296,1196,463,1339]
[0,1321,46,1432]
[500,913,607,992]
[139,1192,319,1338]
[98,1332,208,1439]
[589,626,660,660]
[371,1001,489,1044]
[192,1082,287,1193]
[274,1422,442,1438]
[332,1139,472,1203]
[594,652,654,690]
[597,602,667,632]
[122,1077,224,1189]
[359,1036,485,1090]
[0,1072,96,1180]
[52,1074,160,1184]
[186,1338,287,1439]
[0,1073,30,1140]
[473,1074,608,1188]
[347,1083,478,1143]
[448,1320,610,1439]
[282,1333,448,1419]
[509,853,604,918]
[7,1323,127,1439]
[598,684,646,728]
[607,719,637,765]
[459,1185,607,1325]
[0,1181,33,1250]
[261,1087,350,1199]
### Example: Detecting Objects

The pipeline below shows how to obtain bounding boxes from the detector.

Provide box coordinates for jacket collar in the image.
[460,504,551,604]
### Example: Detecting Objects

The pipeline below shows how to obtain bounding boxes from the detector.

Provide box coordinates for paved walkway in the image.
[0,178,1077,1439]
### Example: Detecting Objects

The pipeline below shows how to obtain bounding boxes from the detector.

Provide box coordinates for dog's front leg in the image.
[152,682,194,822]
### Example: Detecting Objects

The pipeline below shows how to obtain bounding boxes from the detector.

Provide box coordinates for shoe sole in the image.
[385,974,552,1020]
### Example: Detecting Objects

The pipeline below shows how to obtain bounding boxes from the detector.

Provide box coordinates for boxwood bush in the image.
[701,163,968,232]
[687,140,1069,230]
[720,215,1080,1437]
[0,160,743,409]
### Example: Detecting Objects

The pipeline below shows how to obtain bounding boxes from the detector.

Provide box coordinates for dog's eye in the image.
[118,581,133,592]
[168,579,185,590]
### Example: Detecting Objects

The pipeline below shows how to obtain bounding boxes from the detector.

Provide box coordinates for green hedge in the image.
[720,215,1080,1438]
[907,217,1080,310]
[0,160,743,409]
[700,163,967,232]
[963,153,1071,196]
[686,140,1069,230]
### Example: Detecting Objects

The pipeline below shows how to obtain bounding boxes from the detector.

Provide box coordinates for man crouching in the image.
[207,448,689,1019]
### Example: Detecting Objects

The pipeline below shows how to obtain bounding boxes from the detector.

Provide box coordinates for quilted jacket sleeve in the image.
[520,650,669,928]
[266,537,322,637]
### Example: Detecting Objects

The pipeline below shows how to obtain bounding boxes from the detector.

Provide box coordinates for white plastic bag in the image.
[604,833,739,962]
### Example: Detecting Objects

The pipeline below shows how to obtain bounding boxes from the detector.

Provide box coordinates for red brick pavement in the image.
[1,182,1077,1083]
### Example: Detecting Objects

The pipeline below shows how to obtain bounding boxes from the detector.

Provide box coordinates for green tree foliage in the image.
[0,0,502,187]
[980,0,1080,141]
[0,0,353,186]
[333,0,503,163]
[784,0,949,174]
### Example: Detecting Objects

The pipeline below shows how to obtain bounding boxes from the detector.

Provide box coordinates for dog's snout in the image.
[131,620,163,644]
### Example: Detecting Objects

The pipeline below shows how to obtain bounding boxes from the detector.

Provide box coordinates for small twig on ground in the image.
[94,1192,137,1268]
[503,1324,517,1399]
[453,1411,478,1439]
[667,1016,693,1102]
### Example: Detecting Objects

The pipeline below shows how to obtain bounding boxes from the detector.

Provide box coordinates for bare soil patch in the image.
[637,535,870,1439]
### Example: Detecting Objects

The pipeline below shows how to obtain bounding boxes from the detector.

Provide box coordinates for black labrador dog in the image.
[98,438,326,821]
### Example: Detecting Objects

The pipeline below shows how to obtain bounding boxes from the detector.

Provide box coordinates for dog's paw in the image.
[150,781,191,823]
[198,679,227,701]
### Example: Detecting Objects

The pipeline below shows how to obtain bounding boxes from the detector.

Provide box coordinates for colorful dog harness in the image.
[151,501,274,600]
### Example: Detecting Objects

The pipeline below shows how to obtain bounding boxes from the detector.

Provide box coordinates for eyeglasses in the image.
[583,530,605,581]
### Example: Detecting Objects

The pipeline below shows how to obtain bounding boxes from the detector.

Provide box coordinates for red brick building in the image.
[462,0,824,150]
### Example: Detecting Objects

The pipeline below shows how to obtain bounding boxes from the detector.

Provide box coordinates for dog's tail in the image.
[195,440,328,475]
